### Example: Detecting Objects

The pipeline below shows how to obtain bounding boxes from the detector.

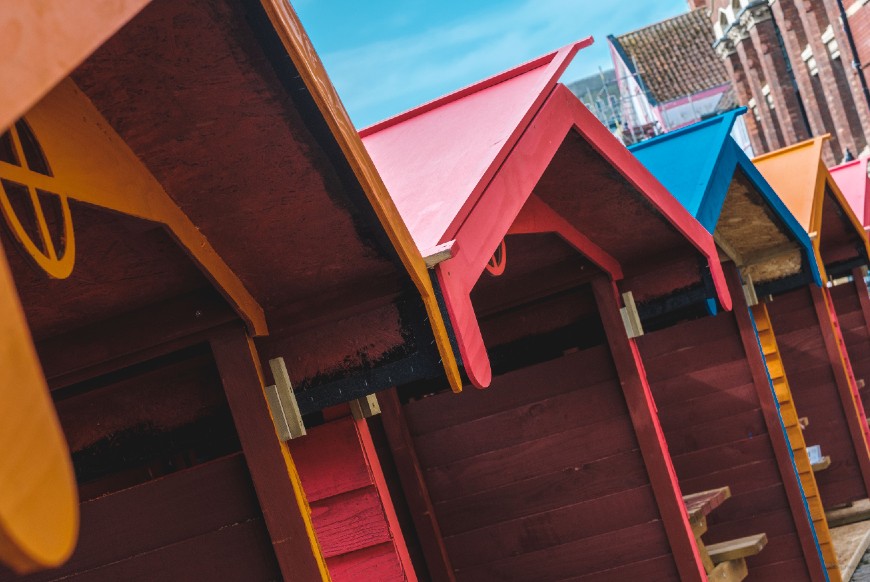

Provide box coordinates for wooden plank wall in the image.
[767,286,868,506]
[830,277,870,416]
[0,454,280,581]
[402,346,682,580]
[291,416,414,581]
[637,311,814,581]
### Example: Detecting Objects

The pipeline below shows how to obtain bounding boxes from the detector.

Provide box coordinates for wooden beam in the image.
[209,325,328,580]
[379,388,455,582]
[810,284,870,496]
[590,276,705,582]
[727,265,828,581]
[37,290,237,390]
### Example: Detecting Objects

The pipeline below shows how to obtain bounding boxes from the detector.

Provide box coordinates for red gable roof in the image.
[361,41,728,388]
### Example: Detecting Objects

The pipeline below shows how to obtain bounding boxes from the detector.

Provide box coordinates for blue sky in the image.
[295,0,689,128]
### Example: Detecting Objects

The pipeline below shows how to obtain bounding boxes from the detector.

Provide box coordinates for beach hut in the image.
[0,1,461,580]
[631,111,832,581]
[753,139,870,515]
[357,42,799,581]
[830,155,870,415]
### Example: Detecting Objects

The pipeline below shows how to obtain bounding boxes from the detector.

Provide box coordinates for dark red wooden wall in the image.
[401,345,682,581]
[767,286,868,506]
[0,454,280,581]
[830,277,870,415]
[638,311,814,581]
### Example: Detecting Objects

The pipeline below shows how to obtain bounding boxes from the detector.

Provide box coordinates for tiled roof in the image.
[612,9,729,104]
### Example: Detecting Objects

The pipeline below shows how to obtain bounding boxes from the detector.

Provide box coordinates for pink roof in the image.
[361,41,727,389]
[831,155,870,227]
[361,41,591,254]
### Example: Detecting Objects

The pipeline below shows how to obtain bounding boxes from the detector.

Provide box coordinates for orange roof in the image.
[754,137,870,278]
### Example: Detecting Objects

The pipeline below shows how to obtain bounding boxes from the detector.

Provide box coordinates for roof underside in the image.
[632,113,818,286]
[755,139,870,274]
[361,41,591,254]
[72,0,404,328]
[613,9,729,104]
[831,156,870,227]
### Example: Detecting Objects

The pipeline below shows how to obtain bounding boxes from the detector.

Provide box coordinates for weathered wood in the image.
[683,487,731,521]
[708,534,769,563]
[209,325,327,580]
[591,276,705,582]
[380,388,455,582]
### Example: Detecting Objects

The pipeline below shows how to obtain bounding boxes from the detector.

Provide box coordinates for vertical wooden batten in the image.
[209,325,329,581]
[591,277,706,582]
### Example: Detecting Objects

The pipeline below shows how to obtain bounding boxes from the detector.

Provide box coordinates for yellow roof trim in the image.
[258,0,462,392]
[754,137,870,280]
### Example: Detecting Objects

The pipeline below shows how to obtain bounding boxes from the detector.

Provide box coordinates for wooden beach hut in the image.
[0,1,462,580]
[830,155,870,415]
[631,112,832,581]
[753,140,870,515]
[356,43,794,581]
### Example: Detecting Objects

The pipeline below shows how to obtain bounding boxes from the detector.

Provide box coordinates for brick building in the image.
[695,0,870,165]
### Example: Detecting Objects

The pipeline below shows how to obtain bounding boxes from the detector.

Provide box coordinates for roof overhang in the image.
[364,43,729,389]
[754,137,870,280]
[631,110,822,292]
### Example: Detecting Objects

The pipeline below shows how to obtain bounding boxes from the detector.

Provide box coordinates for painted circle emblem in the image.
[485,239,506,276]
[0,120,74,279]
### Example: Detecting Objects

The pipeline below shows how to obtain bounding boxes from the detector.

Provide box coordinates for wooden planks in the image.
[637,270,822,581]
[402,339,685,580]
[0,454,278,581]
[768,285,870,505]
[291,414,416,581]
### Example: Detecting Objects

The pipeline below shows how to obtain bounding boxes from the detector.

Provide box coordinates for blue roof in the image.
[629,110,822,286]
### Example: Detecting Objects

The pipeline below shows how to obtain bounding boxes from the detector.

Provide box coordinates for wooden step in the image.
[707,533,768,563]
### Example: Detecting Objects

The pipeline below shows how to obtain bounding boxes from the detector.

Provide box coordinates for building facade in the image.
[697,0,870,165]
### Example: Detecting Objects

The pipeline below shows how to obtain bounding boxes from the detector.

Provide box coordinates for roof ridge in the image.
[360,38,592,137]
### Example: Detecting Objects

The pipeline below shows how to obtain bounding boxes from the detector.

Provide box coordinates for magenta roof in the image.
[831,155,870,227]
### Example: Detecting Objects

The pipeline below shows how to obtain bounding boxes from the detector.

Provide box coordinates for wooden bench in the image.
[707,534,768,581]
[683,488,768,582]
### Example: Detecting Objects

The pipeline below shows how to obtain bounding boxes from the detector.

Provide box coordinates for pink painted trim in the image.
[435,83,729,389]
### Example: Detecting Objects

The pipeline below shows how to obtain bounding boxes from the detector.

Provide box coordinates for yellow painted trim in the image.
[257,0,463,392]
[17,79,267,336]
[752,304,842,581]
[244,336,331,580]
